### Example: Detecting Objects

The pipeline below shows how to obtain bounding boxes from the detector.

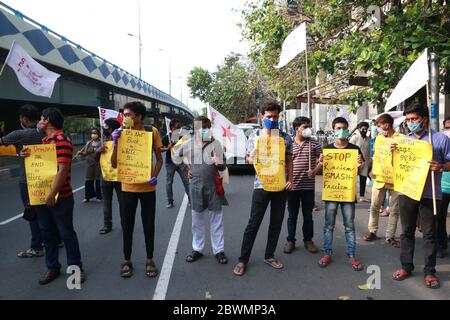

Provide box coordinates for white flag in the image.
[385,49,429,112]
[165,117,172,134]
[275,23,307,69]
[98,107,123,127]
[2,41,60,98]
[208,106,246,160]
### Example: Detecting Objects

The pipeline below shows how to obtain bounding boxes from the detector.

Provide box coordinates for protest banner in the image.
[322,149,358,202]
[372,135,394,184]
[117,129,152,184]
[0,145,16,156]
[254,136,286,192]
[100,141,118,182]
[393,137,432,201]
[24,144,57,205]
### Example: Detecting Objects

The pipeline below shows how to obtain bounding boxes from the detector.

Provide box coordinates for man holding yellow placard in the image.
[111,102,163,279]
[392,103,450,290]
[364,113,402,248]
[22,108,85,285]
[1,104,47,259]
[318,117,364,272]
[96,118,122,235]
[233,103,293,276]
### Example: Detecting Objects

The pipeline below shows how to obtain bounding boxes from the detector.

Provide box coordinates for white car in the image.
[226,123,259,173]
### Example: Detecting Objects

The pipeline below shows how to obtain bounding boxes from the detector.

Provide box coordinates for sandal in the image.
[318,255,331,268]
[392,269,411,281]
[349,257,364,271]
[120,261,133,278]
[99,226,112,235]
[146,261,158,278]
[363,233,378,241]
[385,238,400,248]
[263,257,284,269]
[215,252,228,264]
[233,262,246,276]
[424,274,440,289]
[186,251,203,263]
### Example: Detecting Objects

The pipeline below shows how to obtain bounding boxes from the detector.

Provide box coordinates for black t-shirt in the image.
[324,142,364,161]
[162,133,173,165]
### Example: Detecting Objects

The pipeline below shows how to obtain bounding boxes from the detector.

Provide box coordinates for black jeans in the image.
[399,195,440,275]
[437,193,450,250]
[19,183,43,250]
[359,175,367,197]
[287,190,315,243]
[121,191,156,260]
[85,180,102,200]
[101,181,123,228]
[239,189,287,264]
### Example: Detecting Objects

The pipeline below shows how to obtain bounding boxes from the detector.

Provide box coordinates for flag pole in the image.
[0,40,15,77]
[426,80,437,216]
[305,45,312,121]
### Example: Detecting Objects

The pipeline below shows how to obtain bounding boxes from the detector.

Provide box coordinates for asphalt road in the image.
[0,162,449,300]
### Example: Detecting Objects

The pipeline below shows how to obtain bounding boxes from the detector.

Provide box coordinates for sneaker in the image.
[166,202,174,209]
[283,241,295,254]
[39,269,61,285]
[17,248,44,258]
[304,241,319,254]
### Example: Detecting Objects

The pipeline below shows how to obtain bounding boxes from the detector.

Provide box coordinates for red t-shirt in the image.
[42,130,73,199]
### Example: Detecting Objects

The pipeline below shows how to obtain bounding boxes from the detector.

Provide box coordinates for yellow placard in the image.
[0,145,17,156]
[253,136,286,192]
[117,129,152,184]
[100,141,118,182]
[393,137,432,201]
[24,144,58,206]
[372,135,394,184]
[322,149,358,202]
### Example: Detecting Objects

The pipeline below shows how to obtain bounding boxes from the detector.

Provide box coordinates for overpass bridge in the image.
[0,1,194,133]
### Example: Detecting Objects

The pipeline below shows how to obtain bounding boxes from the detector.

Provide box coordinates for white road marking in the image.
[153,194,189,300]
[0,186,85,226]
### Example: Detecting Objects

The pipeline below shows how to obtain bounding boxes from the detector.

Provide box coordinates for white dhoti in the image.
[191,209,225,255]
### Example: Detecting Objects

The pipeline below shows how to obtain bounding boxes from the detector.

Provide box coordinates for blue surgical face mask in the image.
[199,128,211,140]
[407,121,423,133]
[335,129,350,139]
[263,118,279,130]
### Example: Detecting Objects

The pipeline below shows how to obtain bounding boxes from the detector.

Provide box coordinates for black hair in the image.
[104,118,121,131]
[123,101,147,119]
[403,102,429,118]
[332,117,349,130]
[41,108,64,129]
[169,118,181,130]
[357,122,369,129]
[376,114,394,126]
[292,117,311,129]
[194,116,211,127]
[260,102,281,115]
[91,127,101,135]
[19,104,40,122]
[443,117,450,126]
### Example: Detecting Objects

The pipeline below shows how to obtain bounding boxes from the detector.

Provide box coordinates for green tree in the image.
[187,67,213,102]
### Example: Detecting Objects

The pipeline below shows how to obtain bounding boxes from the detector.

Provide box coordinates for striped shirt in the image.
[42,130,73,199]
[291,139,322,191]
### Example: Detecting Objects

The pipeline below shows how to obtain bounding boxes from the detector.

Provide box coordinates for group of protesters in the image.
[1,100,449,290]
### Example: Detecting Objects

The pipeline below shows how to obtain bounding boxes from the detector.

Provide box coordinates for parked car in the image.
[227,123,259,174]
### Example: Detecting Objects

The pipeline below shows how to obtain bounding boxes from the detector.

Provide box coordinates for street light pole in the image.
[138,0,142,79]
[158,49,172,95]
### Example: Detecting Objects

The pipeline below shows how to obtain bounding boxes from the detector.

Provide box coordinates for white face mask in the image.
[443,130,450,138]
[302,128,313,138]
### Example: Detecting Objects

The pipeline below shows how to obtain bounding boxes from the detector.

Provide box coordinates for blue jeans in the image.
[35,196,82,270]
[323,201,356,257]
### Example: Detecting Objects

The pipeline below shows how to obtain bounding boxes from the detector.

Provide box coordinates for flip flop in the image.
[264,258,284,269]
[233,262,246,276]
